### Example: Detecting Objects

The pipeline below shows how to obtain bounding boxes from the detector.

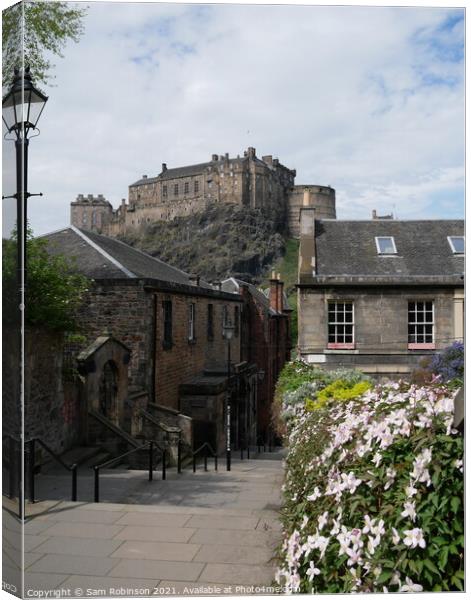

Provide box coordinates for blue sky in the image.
[2,2,465,236]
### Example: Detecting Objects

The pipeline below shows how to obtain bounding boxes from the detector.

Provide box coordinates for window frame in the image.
[407,300,435,349]
[327,301,355,349]
[375,236,397,255]
[174,183,179,197]
[207,303,214,341]
[447,236,464,255]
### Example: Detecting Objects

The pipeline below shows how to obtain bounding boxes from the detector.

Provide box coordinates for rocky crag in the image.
[118,204,286,284]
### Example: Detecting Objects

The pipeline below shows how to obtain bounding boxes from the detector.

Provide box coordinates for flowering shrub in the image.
[272,361,371,435]
[276,378,464,593]
[412,342,464,388]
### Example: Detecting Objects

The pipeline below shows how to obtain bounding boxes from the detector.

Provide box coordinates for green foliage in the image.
[2,1,86,87]
[276,373,464,593]
[315,379,372,405]
[2,230,90,332]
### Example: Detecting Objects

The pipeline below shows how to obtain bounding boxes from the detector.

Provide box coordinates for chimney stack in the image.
[372,209,377,219]
[212,154,218,161]
[189,274,200,286]
[269,271,278,312]
[276,272,284,312]
[162,163,167,172]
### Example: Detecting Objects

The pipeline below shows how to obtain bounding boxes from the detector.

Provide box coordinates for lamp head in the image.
[2,67,48,138]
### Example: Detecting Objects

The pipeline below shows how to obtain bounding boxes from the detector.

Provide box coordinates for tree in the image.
[2,1,86,88]
[2,229,90,332]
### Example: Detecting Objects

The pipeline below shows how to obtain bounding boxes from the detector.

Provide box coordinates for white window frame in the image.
[375,236,397,255]
[327,301,355,349]
[408,300,435,349]
[447,236,464,254]
[188,303,196,341]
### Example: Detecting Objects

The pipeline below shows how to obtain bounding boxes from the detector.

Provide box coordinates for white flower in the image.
[346,546,363,566]
[307,486,322,501]
[318,511,329,531]
[400,577,423,593]
[391,571,401,586]
[300,515,309,530]
[367,535,381,555]
[391,527,400,545]
[405,484,418,498]
[384,467,397,490]
[403,528,426,549]
[372,452,382,467]
[454,459,463,473]
[306,561,321,581]
[401,501,417,522]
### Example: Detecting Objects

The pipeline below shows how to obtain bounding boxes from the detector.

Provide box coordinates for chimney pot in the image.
[162,163,167,172]
[142,175,147,179]
[212,154,218,161]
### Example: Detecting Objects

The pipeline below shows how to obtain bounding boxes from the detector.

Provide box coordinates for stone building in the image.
[41,226,261,453]
[222,275,292,444]
[70,147,336,238]
[297,209,464,378]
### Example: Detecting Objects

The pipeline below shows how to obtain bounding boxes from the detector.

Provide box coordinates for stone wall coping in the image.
[298,276,464,287]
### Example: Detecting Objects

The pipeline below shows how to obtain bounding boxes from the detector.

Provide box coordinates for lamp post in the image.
[2,66,48,295]
[222,318,235,471]
[2,67,48,518]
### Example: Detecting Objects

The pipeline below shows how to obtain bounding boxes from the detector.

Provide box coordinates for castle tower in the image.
[287,185,336,238]
[70,194,113,233]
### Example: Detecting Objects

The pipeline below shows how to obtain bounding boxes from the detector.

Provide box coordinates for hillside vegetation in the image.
[119,204,287,284]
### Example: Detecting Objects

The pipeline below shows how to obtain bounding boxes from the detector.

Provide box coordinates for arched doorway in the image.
[98,360,118,422]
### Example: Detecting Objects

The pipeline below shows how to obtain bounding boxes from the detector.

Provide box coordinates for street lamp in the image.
[2,66,47,520]
[2,66,48,294]
[222,317,235,471]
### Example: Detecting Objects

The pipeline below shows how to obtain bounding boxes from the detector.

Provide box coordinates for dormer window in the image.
[448,236,464,254]
[375,236,397,255]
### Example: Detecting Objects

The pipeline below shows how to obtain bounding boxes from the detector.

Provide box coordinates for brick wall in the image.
[154,291,242,410]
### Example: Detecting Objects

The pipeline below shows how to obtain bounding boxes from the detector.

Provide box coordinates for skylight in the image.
[375,236,397,255]
[448,236,464,254]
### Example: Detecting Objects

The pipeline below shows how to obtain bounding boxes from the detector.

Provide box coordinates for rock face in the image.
[118,204,285,284]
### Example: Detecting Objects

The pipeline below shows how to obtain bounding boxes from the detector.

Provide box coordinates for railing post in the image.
[240,446,243,460]
[29,439,35,503]
[247,444,250,460]
[193,455,196,473]
[177,439,182,474]
[214,454,218,471]
[94,467,99,503]
[162,449,166,480]
[204,454,208,472]
[18,442,24,519]
[71,465,77,501]
[149,442,153,482]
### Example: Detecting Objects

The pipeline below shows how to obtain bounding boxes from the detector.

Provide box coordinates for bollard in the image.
[204,455,208,472]
[193,455,196,473]
[162,450,166,480]
[149,442,154,482]
[94,467,100,503]
[177,440,182,474]
[214,455,218,471]
[71,465,78,501]
[240,446,243,460]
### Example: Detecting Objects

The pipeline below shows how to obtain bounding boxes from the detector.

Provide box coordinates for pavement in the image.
[2,452,285,597]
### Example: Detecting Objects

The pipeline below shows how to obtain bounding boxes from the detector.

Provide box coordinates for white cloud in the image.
[4,3,463,235]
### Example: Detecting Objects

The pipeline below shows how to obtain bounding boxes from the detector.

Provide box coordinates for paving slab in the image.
[24,572,70,592]
[185,515,260,531]
[28,553,120,576]
[42,521,125,539]
[62,575,161,596]
[107,559,205,582]
[114,512,191,528]
[40,508,123,524]
[189,528,277,548]
[111,540,200,562]
[198,563,276,585]
[192,544,273,565]
[34,536,125,557]
[114,525,196,543]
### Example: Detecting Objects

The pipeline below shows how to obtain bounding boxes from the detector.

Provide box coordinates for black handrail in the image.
[28,438,78,503]
[192,442,217,473]
[92,441,167,503]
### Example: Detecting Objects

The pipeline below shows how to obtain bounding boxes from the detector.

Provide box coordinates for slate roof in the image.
[221,277,290,314]
[303,219,464,285]
[40,226,211,287]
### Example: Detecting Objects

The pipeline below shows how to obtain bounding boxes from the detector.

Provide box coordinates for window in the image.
[327,301,354,348]
[207,304,214,341]
[174,184,179,196]
[162,185,167,198]
[184,182,189,194]
[194,180,199,193]
[188,303,196,341]
[162,300,172,349]
[448,236,464,254]
[234,306,239,337]
[408,301,434,349]
[375,236,397,254]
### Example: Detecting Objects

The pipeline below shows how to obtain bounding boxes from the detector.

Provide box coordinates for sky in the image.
[2,1,465,236]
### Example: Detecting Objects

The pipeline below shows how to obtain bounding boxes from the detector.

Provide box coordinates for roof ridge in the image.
[71,226,137,278]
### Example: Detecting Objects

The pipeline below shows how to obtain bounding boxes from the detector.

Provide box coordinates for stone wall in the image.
[24,329,82,454]
[298,285,461,377]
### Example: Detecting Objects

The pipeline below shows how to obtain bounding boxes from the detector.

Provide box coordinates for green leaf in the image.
[423,558,440,575]
[450,496,461,513]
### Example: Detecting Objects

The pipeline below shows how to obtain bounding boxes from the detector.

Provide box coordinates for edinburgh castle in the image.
[70,147,336,238]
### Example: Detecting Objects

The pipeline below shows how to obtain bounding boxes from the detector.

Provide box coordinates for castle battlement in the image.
[70,147,336,238]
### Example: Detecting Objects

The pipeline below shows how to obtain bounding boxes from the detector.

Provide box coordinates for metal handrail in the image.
[91,441,167,503]
[28,438,78,503]
[191,442,218,473]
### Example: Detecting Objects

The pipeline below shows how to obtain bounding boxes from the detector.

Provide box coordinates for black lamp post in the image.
[2,67,47,519]
[2,66,48,295]
[222,318,235,471]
